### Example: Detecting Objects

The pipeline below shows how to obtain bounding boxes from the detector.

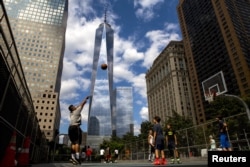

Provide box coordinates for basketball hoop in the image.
[202,71,228,103]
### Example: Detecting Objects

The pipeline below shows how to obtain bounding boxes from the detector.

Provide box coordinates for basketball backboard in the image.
[202,71,227,102]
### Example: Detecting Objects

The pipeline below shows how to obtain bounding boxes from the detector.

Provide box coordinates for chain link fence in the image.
[119,112,250,160]
[51,113,250,162]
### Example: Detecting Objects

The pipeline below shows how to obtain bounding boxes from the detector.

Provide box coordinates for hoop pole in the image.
[224,94,250,121]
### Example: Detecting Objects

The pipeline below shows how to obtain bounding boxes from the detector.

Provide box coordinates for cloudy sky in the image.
[59,0,182,135]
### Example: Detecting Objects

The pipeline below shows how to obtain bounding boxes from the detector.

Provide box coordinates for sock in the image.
[71,154,76,159]
[76,153,80,159]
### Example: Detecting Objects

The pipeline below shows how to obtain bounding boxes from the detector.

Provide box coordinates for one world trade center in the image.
[87,17,114,145]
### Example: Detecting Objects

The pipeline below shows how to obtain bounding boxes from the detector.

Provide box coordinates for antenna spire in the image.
[104,3,108,23]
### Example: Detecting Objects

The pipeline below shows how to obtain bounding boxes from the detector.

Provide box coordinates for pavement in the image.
[32,158,208,167]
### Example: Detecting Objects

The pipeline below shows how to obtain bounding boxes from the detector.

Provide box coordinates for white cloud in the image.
[134,0,164,21]
[61,58,82,80]
[133,120,141,136]
[131,73,147,99]
[165,22,179,31]
[140,107,149,121]
[142,23,181,67]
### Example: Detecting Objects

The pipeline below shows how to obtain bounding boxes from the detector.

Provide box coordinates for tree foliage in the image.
[163,111,194,131]
[205,95,250,142]
[138,121,153,140]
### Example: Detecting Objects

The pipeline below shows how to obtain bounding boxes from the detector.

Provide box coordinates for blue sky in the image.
[59,0,182,135]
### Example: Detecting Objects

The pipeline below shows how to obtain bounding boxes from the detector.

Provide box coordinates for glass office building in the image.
[87,21,114,143]
[113,87,134,138]
[3,0,68,141]
[177,0,250,123]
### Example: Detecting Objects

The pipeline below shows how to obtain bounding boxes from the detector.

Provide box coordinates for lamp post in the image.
[224,94,250,121]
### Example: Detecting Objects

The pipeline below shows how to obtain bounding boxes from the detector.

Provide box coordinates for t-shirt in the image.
[153,123,164,144]
[100,149,105,155]
[166,128,176,141]
[210,139,216,149]
[218,120,227,134]
[86,148,92,156]
[70,106,82,125]
[148,135,154,145]
[114,149,118,155]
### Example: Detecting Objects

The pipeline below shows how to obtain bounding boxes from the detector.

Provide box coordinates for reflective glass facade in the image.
[4,0,65,25]
[88,23,114,138]
[113,87,133,138]
[3,0,68,141]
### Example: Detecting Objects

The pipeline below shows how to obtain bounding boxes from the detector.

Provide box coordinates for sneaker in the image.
[153,159,160,165]
[176,158,181,164]
[76,158,81,165]
[171,158,175,164]
[161,158,167,165]
[69,158,78,165]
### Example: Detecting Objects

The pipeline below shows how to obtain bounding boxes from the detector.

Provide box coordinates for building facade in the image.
[113,87,134,138]
[146,41,195,124]
[87,20,114,145]
[3,0,68,141]
[177,0,250,123]
[0,1,47,161]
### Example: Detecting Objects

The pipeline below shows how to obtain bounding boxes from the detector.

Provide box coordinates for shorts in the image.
[68,125,82,144]
[155,138,165,151]
[168,141,176,150]
[149,145,155,153]
[220,133,230,148]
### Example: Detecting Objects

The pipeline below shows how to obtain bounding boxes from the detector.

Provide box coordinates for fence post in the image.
[243,129,250,150]
[202,125,208,149]
[236,133,241,150]
[185,129,190,157]
[130,142,132,160]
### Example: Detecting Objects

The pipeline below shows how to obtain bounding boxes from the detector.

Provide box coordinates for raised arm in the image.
[77,96,89,109]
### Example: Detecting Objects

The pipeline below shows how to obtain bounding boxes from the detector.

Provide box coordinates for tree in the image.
[164,111,193,131]
[138,121,153,140]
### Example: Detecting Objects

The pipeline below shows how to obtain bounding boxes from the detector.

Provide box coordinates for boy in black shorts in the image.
[166,124,181,164]
[68,96,89,165]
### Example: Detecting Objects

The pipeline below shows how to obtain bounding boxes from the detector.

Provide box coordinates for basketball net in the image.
[205,92,216,103]
[206,93,214,103]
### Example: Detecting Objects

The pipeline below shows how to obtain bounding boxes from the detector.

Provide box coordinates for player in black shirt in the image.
[165,124,181,164]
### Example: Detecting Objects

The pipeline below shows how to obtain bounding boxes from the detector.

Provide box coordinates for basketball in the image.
[101,63,108,70]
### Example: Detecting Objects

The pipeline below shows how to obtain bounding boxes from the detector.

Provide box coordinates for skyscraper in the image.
[3,0,68,141]
[113,87,134,137]
[87,18,114,144]
[177,0,250,123]
[146,41,195,124]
